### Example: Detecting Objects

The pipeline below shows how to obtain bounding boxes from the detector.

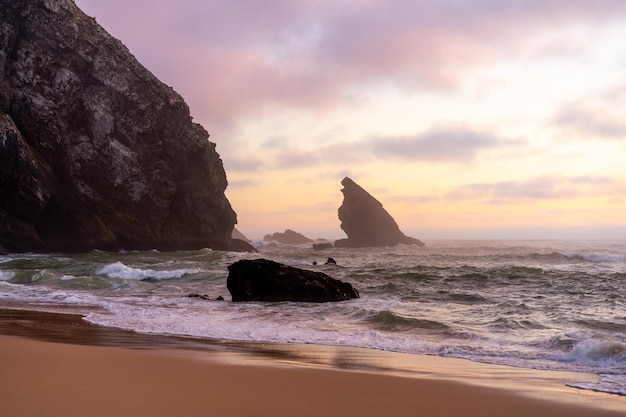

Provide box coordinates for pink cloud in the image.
[271,148,319,168]
[75,0,626,134]
[444,175,616,204]
[366,127,502,163]
[554,101,626,140]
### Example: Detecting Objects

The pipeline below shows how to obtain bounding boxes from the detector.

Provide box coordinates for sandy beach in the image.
[1,309,625,417]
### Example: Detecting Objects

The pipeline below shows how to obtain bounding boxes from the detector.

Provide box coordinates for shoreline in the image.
[1,307,625,416]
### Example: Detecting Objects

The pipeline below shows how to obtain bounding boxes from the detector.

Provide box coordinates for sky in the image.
[74,0,626,240]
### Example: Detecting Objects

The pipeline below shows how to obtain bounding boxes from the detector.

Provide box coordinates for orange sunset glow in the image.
[75,0,626,239]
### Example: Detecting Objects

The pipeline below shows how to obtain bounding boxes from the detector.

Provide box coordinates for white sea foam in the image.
[0,271,15,281]
[83,299,435,356]
[2,240,626,397]
[557,339,626,373]
[0,280,102,308]
[567,252,626,263]
[97,262,200,280]
[568,374,626,396]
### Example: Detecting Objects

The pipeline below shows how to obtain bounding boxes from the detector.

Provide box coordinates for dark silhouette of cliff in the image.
[0,0,253,253]
[263,229,313,245]
[334,178,424,248]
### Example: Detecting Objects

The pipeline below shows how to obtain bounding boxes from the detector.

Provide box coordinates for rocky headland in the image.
[263,229,313,245]
[334,177,424,248]
[0,0,253,253]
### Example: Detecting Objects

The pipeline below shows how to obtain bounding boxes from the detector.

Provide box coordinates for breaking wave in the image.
[97,262,200,281]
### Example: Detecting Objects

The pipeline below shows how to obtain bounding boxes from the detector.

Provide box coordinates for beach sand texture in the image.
[1,309,625,417]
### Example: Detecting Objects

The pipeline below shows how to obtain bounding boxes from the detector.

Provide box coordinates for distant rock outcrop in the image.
[263,229,313,245]
[232,227,252,243]
[334,177,424,248]
[227,259,359,302]
[0,0,254,253]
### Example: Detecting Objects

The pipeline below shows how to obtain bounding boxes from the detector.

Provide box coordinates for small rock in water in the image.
[188,293,218,301]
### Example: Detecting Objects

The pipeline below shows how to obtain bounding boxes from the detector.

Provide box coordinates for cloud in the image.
[366,127,502,163]
[223,156,265,172]
[388,194,441,204]
[226,126,518,171]
[553,101,626,140]
[75,0,626,131]
[446,175,615,204]
[272,149,320,169]
[246,141,369,171]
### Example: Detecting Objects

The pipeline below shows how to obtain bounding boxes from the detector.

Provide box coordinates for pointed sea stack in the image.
[334,177,424,248]
[0,0,253,253]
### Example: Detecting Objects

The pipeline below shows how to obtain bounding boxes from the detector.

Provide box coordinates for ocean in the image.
[1,239,625,396]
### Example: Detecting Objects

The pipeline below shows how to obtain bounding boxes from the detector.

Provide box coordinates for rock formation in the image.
[227,259,359,302]
[0,0,253,253]
[263,229,313,245]
[334,177,424,248]
[232,227,251,243]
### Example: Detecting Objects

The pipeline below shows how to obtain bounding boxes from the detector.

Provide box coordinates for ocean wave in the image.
[0,281,102,308]
[446,292,490,304]
[97,262,201,281]
[491,252,570,264]
[557,339,626,372]
[495,265,544,279]
[0,271,16,281]
[391,272,433,281]
[565,253,626,264]
[58,275,130,290]
[2,240,626,398]
[568,374,626,396]
[368,310,449,332]
[544,335,578,351]
[493,251,626,266]
[489,317,540,331]
[575,318,626,333]
[3,270,44,284]
[457,272,489,281]
[0,255,73,270]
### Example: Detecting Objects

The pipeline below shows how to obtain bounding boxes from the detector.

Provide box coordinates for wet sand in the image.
[1,308,625,417]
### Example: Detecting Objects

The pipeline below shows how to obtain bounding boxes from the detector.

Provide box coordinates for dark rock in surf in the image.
[334,177,424,248]
[188,293,224,301]
[263,229,313,245]
[227,258,359,303]
[0,0,254,253]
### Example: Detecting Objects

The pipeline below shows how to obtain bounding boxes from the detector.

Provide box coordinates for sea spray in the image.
[98,262,201,281]
[1,240,625,395]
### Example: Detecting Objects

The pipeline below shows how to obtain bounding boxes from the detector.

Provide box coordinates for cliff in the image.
[0,0,253,252]
[334,177,424,248]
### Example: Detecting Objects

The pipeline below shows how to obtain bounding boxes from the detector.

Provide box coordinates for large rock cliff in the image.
[0,0,253,253]
[334,177,424,248]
